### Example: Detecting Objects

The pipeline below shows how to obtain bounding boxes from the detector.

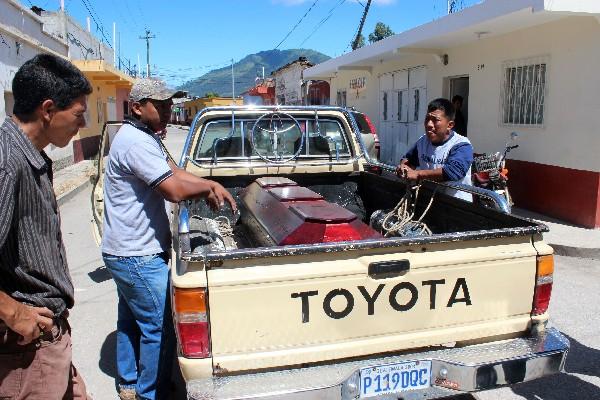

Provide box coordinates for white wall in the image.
[0,0,68,121]
[274,64,305,105]
[328,16,600,173]
[41,11,115,64]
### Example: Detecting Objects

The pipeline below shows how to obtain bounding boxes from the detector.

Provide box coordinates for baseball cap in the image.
[129,78,185,102]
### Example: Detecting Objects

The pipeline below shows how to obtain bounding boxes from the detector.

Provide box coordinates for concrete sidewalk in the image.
[512,208,600,259]
[54,160,96,206]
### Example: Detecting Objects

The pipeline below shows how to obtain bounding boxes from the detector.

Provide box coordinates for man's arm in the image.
[397,165,445,182]
[441,142,473,181]
[157,160,237,211]
[0,170,54,344]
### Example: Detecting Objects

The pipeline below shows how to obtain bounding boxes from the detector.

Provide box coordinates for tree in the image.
[204,91,219,98]
[352,34,365,50]
[368,22,394,44]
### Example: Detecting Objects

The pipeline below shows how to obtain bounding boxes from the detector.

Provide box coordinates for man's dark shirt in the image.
[454,109,467,137]
[0,118,74,315]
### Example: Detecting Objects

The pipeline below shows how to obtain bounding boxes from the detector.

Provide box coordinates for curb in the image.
[549,243,600,260]
[57,180,91,207]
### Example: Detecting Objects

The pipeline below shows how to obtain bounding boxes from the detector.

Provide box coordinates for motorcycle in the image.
[472,132,519,207]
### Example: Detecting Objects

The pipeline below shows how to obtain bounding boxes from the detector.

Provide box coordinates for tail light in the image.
[532,255,554,315]
[363,114,380,159]
[173,287,210,358]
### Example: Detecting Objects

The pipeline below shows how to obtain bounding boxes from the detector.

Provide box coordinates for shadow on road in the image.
[88,265,112,283]
[99,329,118,391]
[510,334,600,399]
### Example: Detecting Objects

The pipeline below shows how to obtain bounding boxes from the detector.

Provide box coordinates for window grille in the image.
[500,56,548,127]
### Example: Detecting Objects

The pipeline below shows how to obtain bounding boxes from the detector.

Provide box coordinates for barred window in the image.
[500,57,548,127]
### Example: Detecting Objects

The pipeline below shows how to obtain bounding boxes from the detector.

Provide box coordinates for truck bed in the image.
[182,171,542,259]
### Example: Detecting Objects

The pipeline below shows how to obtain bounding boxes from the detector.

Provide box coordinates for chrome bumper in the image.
[187,327,569,400]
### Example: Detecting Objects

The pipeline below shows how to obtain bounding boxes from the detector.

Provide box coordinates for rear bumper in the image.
[186,327,569,400]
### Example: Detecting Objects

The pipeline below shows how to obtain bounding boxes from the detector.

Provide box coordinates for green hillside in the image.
[178,49,330,97]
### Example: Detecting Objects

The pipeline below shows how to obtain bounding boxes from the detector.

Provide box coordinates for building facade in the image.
[183,96,243,125]
[305,0,600,228]
[273,57,313,105]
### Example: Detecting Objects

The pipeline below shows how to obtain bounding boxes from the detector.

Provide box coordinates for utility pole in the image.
[231,59,235,102]
[139,29,155,77]
[352,0,372,50]
[113,22,116,67]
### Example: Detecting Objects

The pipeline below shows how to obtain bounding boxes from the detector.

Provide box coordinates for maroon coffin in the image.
[240,178,382,246]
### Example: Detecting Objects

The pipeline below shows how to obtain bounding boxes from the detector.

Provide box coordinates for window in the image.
[501,56,548,126]
[194,118,350,160]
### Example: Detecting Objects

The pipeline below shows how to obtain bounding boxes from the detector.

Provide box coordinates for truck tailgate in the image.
[206,236,537,372]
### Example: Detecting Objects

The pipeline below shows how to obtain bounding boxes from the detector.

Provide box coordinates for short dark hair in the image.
[12,54,92,121]
[451,94,463,104]
[427,98,455,121]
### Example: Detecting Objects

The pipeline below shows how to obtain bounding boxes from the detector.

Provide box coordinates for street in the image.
[61,127,600,399]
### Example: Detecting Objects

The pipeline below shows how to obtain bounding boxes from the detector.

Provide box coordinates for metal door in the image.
[379,67,426,165]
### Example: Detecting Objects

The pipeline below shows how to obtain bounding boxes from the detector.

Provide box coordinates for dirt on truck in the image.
[92,106,568,400]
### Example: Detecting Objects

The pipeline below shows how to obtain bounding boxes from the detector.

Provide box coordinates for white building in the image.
[40,9,114,66]
[305,0,600,228]
[0,0,67,120]
[273,57,313,105]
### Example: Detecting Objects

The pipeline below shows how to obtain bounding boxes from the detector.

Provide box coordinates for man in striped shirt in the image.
[0,54,92,398]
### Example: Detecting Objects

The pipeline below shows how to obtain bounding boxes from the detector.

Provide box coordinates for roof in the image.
[305,0,600,79]
[72,60,135,87]
[272,57,314,76]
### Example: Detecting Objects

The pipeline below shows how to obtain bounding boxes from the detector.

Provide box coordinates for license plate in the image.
[360,360,432,398]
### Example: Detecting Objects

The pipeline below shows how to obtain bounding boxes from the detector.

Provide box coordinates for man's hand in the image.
[206,181,237,212]
[2,299,54,345]
[396,164,420,181]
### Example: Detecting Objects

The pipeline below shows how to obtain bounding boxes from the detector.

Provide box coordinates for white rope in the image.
[380,184,435,237]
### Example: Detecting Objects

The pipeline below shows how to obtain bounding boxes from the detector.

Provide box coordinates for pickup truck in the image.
[92,106,568,400]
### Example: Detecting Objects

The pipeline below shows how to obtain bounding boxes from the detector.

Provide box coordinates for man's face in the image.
[135,98,173,132]
[45,96,87,148]
[424,109,454,145]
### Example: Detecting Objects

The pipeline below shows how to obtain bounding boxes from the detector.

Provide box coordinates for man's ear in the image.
[447,119,455,131]
[131,102,143,118]
[40,99,55,123]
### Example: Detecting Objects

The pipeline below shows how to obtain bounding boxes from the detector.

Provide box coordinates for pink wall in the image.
[116,88,131,121]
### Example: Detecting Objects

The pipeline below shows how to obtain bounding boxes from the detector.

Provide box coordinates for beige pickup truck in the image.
[92,106,568,400]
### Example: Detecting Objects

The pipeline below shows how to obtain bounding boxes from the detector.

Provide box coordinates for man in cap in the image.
[101,78,236,400]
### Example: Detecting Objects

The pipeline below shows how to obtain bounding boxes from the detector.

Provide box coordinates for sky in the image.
[26,0,480,87]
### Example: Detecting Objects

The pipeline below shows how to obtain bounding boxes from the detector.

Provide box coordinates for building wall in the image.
[0,0,68,121]
[73,80,118,162]
[184,97,243,123]
[116,87,129,120]
[274,64,304,105]
[41,11,114,65]
[0,0,70,166]
[327,16,600,226]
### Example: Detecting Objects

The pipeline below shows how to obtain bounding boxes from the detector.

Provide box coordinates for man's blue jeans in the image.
[102,252,174,400]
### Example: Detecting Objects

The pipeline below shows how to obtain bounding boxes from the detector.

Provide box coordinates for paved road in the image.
[62,125,599,399]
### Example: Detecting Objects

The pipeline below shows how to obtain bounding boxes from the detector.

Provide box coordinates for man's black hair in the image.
[451,94,463,104]
[12,54,93,121]
[428,98,455,121]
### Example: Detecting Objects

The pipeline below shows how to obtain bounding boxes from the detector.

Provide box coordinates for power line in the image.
[274,0,320,50]
[299,0,347,47]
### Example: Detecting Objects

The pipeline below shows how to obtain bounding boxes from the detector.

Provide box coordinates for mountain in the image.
[177,49,330,98]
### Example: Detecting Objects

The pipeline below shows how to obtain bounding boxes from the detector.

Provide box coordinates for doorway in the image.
[448,76,469,137]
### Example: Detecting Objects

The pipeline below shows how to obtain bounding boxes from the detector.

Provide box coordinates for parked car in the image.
[350,109,379,160]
